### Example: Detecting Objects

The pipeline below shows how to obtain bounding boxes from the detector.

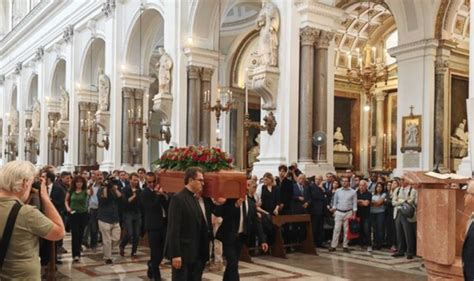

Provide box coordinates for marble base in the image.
[100,161,115,172]
[61,162,74,172]
[297,161,320,177]
[120,163,145,173]
[251,156,287,179]
[95,111,111,132]
[312,162,336,176]
[424,259,464,281]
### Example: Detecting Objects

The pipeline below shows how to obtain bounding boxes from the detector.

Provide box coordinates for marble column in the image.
[78,103,88,166]
[374,91,386,170]
[434,59,449,169]
[89,103,98,166]
[299,27,318,164]
[134,90,143,165]
[187,65,201,145]
[200,67,213,146]
[122,88,132,165]
[313,30,334,163]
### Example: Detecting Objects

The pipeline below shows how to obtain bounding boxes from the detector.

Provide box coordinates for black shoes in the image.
[407,255,414,260]
[392,252,404,258]
[105,259,113,265]
[119,247,125,257]
[328,247,336,252]
[343,248,350,253]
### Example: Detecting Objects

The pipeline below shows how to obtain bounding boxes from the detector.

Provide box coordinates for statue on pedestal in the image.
[451,119,469,158]
[59,86,69,121]
[248,133,260,168]
[155,47,173,95]
[253,1,280,67]
[32,99,41,129]
[10,109,19,135]
[334,126,349,151]
[98,68,110,112]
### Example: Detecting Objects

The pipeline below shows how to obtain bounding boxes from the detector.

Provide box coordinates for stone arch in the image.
[50,59,66,97]
[123,6,164,75]
[435,0,469,45]
[79,37,105,89]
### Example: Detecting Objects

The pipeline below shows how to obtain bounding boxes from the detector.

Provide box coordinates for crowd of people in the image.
[1,159,469,281]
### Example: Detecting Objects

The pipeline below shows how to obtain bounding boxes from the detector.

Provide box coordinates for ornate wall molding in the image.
[63,25,74,43]
[102,0,116,18]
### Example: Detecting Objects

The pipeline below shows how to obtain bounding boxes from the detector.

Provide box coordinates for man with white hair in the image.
[0,160,65,280]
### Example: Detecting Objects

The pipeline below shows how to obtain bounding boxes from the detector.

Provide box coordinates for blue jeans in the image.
[370,212,385,247]
[120,212,141,254]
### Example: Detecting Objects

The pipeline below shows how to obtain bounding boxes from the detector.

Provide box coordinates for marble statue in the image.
[10,109,19,135]
[334,126,349,151]
[155,47,173,95]
[59,86,69,121]
[451,119,469,158]
[32,99,40,129]
[406,122,419,146]
[98,68,110,112]
[253,1,280,67]
[248,133,260,168]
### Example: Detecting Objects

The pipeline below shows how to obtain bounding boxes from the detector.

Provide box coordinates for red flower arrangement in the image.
[153,146,234,172]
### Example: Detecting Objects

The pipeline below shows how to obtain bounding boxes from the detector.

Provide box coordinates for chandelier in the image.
[345,1,388,111]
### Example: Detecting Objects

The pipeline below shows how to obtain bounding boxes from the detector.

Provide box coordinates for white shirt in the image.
[238,199,249,234]
[197,197,207,224]
[47,183,53,197]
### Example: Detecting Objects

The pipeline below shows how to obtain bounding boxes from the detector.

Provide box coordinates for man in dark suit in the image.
[215,195,269,281]
[278,165,295,244]
[304,175,327,247]
[164,167,209,281]
[141,172,169,281]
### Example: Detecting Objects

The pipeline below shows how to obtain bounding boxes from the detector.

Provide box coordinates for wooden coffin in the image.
[159,169,247,199]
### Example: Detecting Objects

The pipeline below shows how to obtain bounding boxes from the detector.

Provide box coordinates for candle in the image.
[372,46,376,64]
[348,53,352,70]
[230,92,233,102]
[358,58,362,70]
[245,86,249,115]
[148,110,152,120]
[131,109,134,119]
[138,106,142,118]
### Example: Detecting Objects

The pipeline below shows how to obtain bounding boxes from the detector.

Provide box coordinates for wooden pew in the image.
[271,214,317,258]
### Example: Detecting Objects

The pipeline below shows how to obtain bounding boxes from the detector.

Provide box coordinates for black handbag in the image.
[0,202,23,269]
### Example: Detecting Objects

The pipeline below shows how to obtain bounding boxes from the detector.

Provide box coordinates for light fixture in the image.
[364,103,371,112]
[346,1,388,111]
[202,0,234,128]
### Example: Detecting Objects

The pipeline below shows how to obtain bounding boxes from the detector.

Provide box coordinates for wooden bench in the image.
[271,214,317,258]
[239,214,317,261]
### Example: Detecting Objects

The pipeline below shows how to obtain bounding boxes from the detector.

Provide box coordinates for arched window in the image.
[385,30,398,65]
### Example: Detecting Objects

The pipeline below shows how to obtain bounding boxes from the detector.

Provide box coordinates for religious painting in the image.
[401,114,422,152]
[450,75,469,160]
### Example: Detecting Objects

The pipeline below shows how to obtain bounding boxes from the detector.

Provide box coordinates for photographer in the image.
[0,160,65,280]
[98,180,122,264]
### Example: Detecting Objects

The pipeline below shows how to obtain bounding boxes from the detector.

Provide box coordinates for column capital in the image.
[188,65,201,79]
[435,59,449,75]
[123,87,133,98]
[374,90,387,101]
[79,102,91,111]
[300,26,318,46]
[201,67,214,82]
[315,30,335,49]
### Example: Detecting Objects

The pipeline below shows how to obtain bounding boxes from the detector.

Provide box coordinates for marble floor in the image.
[53,235,426,281]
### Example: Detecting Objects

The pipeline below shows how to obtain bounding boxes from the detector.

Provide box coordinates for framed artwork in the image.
[401,114,422,152]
